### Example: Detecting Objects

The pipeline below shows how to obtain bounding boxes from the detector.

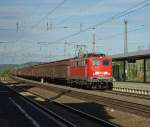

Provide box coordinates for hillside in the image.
[0,62,43,77]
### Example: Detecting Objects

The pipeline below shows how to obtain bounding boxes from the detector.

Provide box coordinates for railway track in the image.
[10,85,118,127]
[102,90,150,100]
[92,94,150,117]
[112,87,150,96]
[0,84,77,127]
[61,89,150,118]
[29,83,150,118]
[7,78,150,118]
[58,91,150,117]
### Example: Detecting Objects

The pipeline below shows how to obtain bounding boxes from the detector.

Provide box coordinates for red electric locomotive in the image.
[15,53,113,90]
[68,54,113,89]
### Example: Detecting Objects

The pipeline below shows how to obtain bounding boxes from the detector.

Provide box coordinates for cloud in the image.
[0,6,31,19]
[0,0,149,64]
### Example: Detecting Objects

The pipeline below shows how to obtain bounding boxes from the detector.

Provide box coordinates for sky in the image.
[0,0,150,64]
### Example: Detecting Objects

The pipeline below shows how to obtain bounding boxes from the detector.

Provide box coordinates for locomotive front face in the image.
[69,55,113,89]
[92,59,112,77]
[87,56,113,83]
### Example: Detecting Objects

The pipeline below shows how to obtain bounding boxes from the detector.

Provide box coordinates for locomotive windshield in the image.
[93,60,100,66]
[103,60,110,66]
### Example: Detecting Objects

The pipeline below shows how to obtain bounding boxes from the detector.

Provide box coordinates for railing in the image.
[113,87,150,95]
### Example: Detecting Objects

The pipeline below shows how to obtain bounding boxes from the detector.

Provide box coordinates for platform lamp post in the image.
[16,22,19,32]
[124,20,128,55]
[89,27,96,53]
[64,41,67,57]
[92,33,96,53]
[124,19,128,81]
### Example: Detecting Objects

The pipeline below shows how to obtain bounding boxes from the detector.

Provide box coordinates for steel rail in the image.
[10,77,150,118]
[102,90,150,100]
[11,85,118,127]
[8,86,77,127]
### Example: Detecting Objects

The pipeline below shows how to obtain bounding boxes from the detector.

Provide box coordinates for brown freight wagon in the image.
[16,58,72,83]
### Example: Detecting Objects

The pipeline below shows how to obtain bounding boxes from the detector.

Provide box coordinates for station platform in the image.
[0,84,35,127]
[12,77,150,105]
[113,82,150,95]
[10,76,150,95]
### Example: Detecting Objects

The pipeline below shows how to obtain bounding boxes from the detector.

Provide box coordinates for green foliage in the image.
[0,62,43,77]
[0,69,12,77]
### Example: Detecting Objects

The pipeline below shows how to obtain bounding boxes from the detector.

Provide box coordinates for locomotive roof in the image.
[73,53,106,58]
[86,53,105,57]
[88,53,105,57]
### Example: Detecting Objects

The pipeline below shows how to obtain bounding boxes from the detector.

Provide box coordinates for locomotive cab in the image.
[69,53,113,89]
[86,56,113,89]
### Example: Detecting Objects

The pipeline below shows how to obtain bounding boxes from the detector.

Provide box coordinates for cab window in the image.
[93,60,100,66]
[103,60,110,66]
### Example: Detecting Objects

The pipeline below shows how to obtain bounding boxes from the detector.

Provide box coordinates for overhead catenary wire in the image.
[38,0,104,31]
[4,1,150,62]
[96,24,150,41]
[31,0,67,29]
[14,0,67,43]
[14,0,150,44]
[36,23,150,46]
[14,0,43,38]
[48,0,150,44]
[56,0,104,25]
[13,0,104,45]
[93,1,150,28]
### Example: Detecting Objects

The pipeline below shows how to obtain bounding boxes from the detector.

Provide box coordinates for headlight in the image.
[95,71,100,75]
[104,71,108,74]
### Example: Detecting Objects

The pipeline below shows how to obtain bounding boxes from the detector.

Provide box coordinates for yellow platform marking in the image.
[19,91,45,102]
[34,97,45,102]
[20,92,34,96]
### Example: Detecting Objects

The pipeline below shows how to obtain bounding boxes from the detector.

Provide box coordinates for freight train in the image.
[14,53,113,89]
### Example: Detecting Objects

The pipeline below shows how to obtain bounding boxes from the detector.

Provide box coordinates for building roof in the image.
[111,49,150,60]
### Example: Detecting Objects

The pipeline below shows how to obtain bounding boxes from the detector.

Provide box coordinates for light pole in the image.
[124,20,128,55]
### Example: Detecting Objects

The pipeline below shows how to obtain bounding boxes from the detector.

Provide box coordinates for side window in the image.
[71,60,79,67]
[85,59,88,65]
[76,61,78,67]
[82,60,84,66]
[79,60,85,66]
[71,62,74,67]
[78,60,81,66]
[71,61,76,67]
[74,61,77,67]
[71,59,86,67]
[103,60,110,66]
[83,60,86,66]
[93,60,100,66]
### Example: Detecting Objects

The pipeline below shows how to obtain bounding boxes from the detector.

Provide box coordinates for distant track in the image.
[0,84,76,127]
[67,90,150,118]
[102,90,150,100]
[6,77,150,118]
[11,85,118,127]
[8,87,77,127]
